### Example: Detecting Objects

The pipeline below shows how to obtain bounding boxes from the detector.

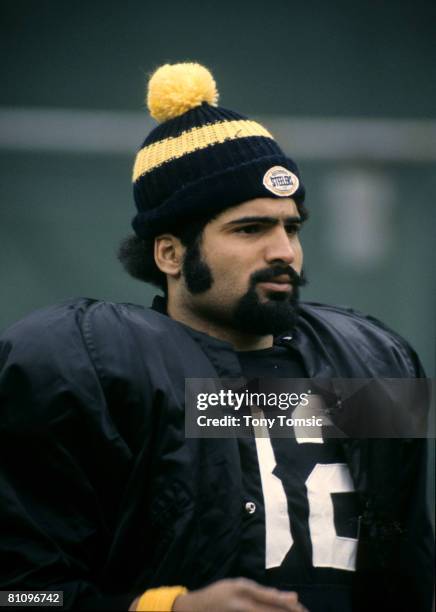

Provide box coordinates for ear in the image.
[154,234,185,279]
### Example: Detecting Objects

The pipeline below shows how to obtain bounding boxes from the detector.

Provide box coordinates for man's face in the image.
[181,197,305,335]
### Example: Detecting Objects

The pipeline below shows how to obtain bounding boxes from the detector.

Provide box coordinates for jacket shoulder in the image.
[0,298,171,369]
[0,298,94,363]
[0,299,174,437]
[1,298,168,340]
[297,302,423,377]
[299,301,395,333]
[299,301,408,342]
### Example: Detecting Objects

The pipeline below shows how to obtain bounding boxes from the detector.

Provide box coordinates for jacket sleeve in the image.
[346,338,435,612]
[397,349,434,612]
[0,301,138,609]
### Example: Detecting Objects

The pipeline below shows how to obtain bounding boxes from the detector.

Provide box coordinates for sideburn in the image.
[182,238,213,294]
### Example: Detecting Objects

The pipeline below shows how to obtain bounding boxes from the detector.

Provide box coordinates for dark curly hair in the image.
[118,202,308,292]
[118,213,214,292]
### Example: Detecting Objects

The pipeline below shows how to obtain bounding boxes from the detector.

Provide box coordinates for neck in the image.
[167,298,273,351]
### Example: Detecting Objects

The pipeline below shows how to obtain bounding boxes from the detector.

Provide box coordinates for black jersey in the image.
[236,346,360,612]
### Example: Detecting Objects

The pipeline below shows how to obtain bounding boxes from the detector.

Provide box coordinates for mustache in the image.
[251,266,307,287]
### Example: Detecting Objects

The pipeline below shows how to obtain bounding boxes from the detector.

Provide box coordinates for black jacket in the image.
[0,297,433,610]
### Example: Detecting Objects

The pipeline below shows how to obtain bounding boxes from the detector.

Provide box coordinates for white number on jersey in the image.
[252,404,358,571]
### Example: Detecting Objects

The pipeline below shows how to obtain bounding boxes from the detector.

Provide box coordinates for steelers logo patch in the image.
[263,166,299,197]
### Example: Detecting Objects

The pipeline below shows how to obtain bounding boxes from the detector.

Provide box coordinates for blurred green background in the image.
[1,0,435,375]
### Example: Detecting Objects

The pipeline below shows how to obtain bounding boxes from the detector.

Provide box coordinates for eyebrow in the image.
[224,215,303,227]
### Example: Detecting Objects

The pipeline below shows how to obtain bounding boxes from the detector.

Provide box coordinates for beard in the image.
[232,266,305,335]
[182,240,307,336]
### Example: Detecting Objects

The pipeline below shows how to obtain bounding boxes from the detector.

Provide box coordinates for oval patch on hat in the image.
[262,166,299,197]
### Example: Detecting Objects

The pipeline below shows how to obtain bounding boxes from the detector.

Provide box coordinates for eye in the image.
[285,224,301,236]
[235,224,263,234]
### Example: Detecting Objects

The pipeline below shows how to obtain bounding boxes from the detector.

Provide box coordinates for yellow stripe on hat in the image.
[133,119,274,182]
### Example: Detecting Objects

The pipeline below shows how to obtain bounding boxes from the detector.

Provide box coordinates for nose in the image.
[264,225,297,266]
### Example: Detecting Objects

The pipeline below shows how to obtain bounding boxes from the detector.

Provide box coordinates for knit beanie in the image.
[132,62,305,238]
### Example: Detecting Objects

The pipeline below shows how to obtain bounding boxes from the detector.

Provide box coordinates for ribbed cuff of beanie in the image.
[132,154,305,239]
[135,586,188,611]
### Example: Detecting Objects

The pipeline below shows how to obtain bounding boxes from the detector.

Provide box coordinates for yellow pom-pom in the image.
[147,62,219,123]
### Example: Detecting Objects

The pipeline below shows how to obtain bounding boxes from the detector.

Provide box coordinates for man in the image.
[0,63,433,611]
